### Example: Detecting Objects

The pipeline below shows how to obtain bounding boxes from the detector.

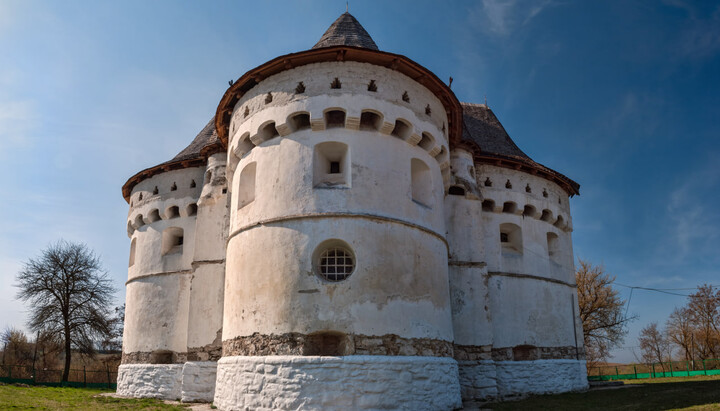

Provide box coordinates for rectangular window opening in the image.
[329,161,341,174]
[313,142,350,188]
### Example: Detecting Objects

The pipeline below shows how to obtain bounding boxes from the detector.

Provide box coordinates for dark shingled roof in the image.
[312,12,379,50]
[461,102,580,195]
[121,117,223,200]
[461,102,530,162]
[170,117,221,163]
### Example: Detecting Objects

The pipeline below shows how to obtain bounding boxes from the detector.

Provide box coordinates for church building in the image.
[118,12,588,410]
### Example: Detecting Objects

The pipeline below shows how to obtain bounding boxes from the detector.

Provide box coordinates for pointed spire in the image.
[312,12,379,51]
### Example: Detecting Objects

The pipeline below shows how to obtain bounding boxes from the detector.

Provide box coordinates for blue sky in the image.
[0,0,718,363]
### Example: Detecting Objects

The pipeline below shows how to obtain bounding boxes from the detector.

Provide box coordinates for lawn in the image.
[4,376,720,410]
[0,384,190,410]
[485,375,720,410]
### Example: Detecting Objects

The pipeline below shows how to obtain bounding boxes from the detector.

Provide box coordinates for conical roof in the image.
[122,117,223,200]
[461,103,530,161]
[170,117,220,163]
[312,12,379,50]
[461,102,580,195]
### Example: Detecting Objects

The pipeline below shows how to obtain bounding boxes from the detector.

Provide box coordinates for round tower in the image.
[213,13,462,410]
[118,121,228,401]
[445,102,587,401]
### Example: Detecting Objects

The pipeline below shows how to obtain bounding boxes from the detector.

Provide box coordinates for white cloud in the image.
[662,1,720,59]
[0,1,21,35]
[0,100,36,155]
[0,257,29,332]
[663,160,720,263]
[470,0,558,37]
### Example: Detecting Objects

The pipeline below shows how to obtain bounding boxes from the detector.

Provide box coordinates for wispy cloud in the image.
[0,1,21,35]
[470,0,559,37]
[663,159,720,262]
[663,1,720,59]
[0,100,37,155]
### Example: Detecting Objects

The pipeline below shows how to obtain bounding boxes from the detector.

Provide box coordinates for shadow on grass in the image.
[486,378,720,410]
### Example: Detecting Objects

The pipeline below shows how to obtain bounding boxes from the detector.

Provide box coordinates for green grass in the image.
[485,375,720,411]
[0,384,189,410]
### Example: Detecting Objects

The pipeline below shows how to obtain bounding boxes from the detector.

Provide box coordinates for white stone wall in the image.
[213,355,462,411]
[457,359,588,401]
[228,128,446,236]
[124,155,227,360]
[477,164,573,281]
[181,361,217,403]
[495,360,588,398]
[444,194,492,347]
[186,264,224,351]
[117,364,183,400]
[223,70,453,343]
[186,153,227,353]
[457,360,498,401]
[224,219,452,341]
[123,274,192,355]
[489,276,581,349]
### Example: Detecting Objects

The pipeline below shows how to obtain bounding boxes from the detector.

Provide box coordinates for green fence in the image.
[0,364,117,389]
[588,359,720,381]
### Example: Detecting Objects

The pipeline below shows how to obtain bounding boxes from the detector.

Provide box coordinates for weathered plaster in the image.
[222,332,453,357]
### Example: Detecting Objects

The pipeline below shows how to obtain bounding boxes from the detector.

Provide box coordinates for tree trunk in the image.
[62,326,71,382]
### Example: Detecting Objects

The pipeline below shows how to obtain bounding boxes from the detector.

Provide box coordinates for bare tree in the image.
[686,285,720,359]
[1,327,32,366]
[35,330,63,370]
[576,260,633,365]
[666,307,695,365]
[639,322,671,369]
[101,304,125,352]
[15,240,116,382]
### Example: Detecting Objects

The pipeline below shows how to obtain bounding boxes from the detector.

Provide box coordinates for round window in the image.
[316,245,355,282]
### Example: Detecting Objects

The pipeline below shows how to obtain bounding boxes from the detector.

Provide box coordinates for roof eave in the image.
[473,152,581,196]
[120,142,224,202]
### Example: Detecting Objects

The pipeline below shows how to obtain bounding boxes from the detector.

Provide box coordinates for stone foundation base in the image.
[181,361,217,402]
[495,359,588,398]
[458,360,499,400]
[458,359,588,402]
[213,355,462,411]
[117,362,218,402]
[117,364,183,400]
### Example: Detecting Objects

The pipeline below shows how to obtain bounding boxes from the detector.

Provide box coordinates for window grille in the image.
[318,247,354,282]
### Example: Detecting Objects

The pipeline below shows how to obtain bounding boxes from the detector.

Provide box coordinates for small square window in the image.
[500,232,509,243]
[314,142,350,188]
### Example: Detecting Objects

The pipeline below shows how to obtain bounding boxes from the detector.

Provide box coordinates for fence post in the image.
[687,361,690,377]
[634,365,637,379]
[83,366,87,388]
[670,362,673,377]
[652,363,656,378]
[703,359,707,376]
[32,365,36,384]
[106,364,111,389]
[615,366,619,380]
